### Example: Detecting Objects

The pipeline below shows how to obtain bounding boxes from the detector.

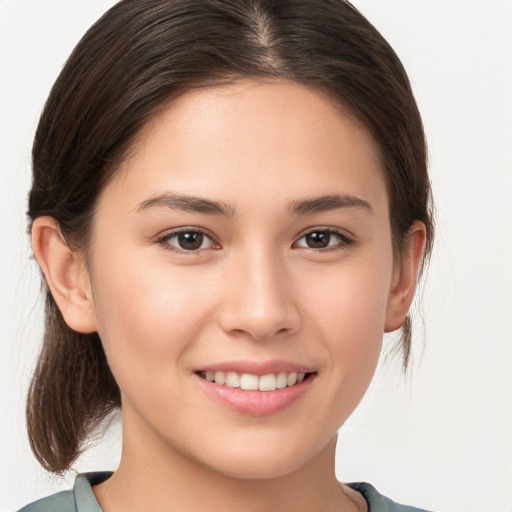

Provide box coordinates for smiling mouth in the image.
[197,371,316,391]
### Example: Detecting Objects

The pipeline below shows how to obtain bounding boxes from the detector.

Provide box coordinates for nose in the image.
[218,249,301,341]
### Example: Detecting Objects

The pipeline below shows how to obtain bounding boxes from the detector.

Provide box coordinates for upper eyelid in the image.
[159,226,217,241]
[295,226,354,240]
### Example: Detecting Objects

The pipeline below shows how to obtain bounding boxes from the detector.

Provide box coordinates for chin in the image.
[193,432,335,481]
[205,455,307,481]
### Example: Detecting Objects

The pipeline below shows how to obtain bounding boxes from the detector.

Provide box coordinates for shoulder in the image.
[18,490,75,512]
[18,472,112,512]
[349,482,434,512]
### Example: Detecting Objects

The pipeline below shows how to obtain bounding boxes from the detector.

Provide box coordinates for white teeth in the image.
[240,373,259,390]
[258,374,277,391]
[202,370,311,391]
[276,372,287,389]
[225,371,240,388]
[287,372,298,386]
[214,371,226,385]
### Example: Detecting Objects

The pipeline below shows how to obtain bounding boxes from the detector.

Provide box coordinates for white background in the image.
[1,1,511,511]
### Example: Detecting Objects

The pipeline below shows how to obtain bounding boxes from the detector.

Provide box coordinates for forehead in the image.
[101,80,388,215]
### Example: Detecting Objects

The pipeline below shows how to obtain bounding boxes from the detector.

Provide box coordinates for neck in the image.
[93,412,365,512]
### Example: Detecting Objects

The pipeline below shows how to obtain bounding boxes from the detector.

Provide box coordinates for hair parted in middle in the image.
[27,0,433,474]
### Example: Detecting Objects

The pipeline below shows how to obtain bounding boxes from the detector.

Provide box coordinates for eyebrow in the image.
[136,193,235,217]
[135,192,372,217]
[289,194,373,215]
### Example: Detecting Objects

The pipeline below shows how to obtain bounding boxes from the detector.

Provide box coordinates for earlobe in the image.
[385,221,427,332]
[31,217,97,333]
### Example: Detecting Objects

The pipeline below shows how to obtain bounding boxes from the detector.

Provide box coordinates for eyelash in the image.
[293,228,355,251]
[158,228,219,254]
[157,227,354,254]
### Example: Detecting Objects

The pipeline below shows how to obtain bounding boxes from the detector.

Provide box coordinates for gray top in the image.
[19,472,433,512]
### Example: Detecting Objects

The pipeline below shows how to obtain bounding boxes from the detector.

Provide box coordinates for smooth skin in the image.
[32,80,425,512]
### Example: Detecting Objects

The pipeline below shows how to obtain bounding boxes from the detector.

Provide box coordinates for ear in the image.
[31,216,97,333]
[385,221,427,332]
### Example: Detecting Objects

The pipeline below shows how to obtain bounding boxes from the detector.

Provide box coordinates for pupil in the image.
[178,232,203,250]
[306,232,329,248]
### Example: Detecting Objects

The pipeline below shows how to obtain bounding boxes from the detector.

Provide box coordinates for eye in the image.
[294,229,352,250]
[159,229,217,252]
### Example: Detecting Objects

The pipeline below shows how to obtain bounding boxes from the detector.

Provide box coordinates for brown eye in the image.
[295,229,352,250]
[304,231,330,248]
[161,230,216,252]
[177,232,204,250]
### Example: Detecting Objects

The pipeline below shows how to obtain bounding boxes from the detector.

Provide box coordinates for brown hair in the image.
[27,0,433,474]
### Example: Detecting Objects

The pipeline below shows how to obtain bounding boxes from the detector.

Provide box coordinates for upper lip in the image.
[195,359,315,376]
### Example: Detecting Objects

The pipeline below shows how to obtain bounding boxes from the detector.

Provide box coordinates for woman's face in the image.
[87,80,399,478]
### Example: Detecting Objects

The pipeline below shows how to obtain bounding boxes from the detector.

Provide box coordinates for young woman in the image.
[19,0,435,510]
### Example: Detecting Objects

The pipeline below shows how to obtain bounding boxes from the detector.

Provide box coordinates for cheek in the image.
[309,258,391,337]
[90,252,214,387]
[305,259,392,387]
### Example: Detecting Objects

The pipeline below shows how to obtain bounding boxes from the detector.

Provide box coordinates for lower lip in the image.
[196,374,315,416]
